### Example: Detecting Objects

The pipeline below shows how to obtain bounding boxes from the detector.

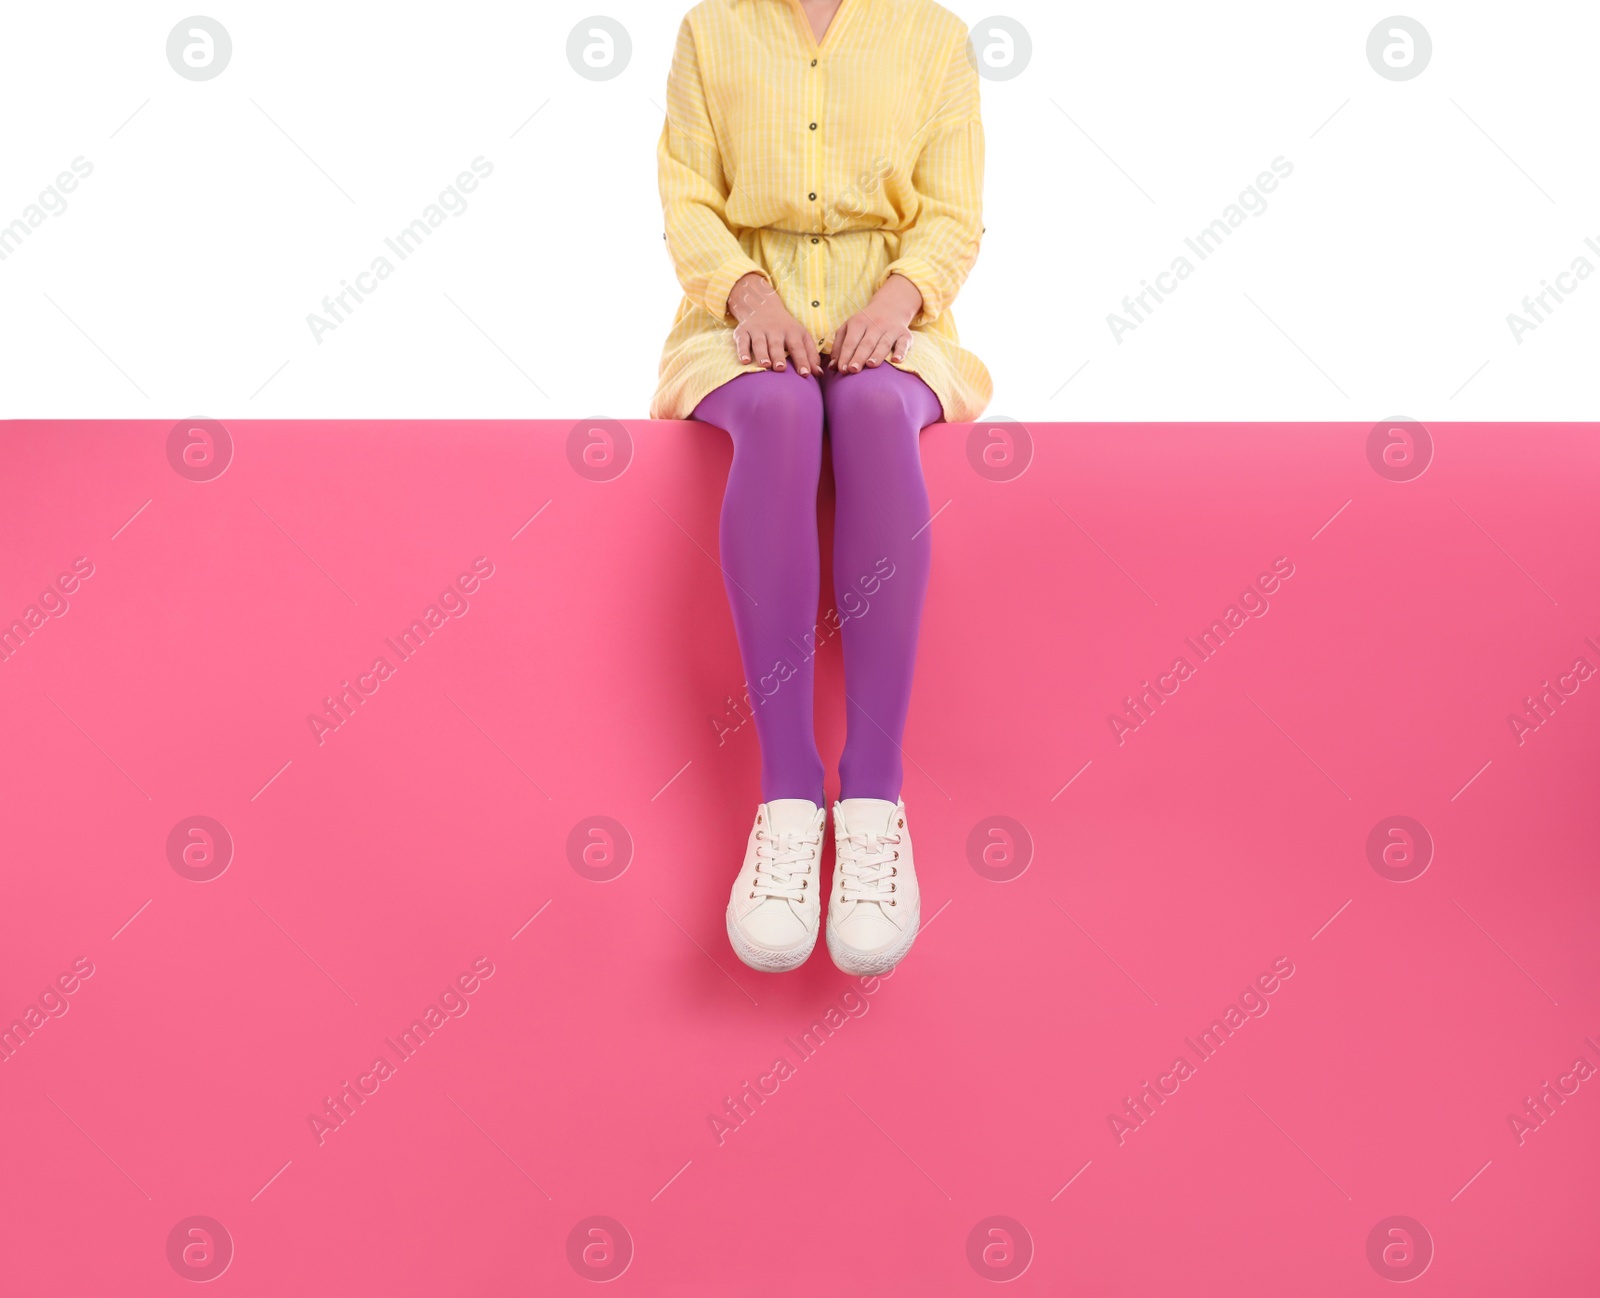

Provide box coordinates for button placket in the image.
[805,50,822,326]
[806,235,823,322]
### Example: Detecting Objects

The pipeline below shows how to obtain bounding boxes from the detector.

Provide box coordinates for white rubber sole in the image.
[725,905,818,973]
[825,906,921,975]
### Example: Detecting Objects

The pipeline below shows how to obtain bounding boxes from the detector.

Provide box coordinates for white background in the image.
[1,1,1596,420]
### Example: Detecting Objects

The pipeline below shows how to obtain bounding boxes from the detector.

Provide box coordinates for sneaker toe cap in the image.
[831,903,903,954]
[731,900,809,950]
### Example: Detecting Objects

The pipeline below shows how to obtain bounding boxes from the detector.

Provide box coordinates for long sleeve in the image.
[658,18,769,324]
[880,31,985,328]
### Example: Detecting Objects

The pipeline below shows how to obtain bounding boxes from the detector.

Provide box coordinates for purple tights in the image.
[693,360,943,806]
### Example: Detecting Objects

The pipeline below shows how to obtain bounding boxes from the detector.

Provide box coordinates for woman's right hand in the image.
[727,272,822,377]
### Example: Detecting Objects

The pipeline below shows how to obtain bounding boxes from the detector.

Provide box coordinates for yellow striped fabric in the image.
[650,0,993,423]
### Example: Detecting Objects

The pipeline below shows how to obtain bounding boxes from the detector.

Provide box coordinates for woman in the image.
[651,0,991,974]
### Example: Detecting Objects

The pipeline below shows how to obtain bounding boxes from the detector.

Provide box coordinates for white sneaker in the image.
[725,799,825,972]
[827,797,921,974]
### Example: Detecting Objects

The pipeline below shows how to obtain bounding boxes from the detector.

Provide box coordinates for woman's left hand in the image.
[830,274,923,373]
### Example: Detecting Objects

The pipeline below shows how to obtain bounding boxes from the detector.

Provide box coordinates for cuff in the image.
[705,256,770,323]
[881,258,944,326]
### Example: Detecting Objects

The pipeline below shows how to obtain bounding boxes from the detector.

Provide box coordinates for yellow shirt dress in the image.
[650,0,993,424]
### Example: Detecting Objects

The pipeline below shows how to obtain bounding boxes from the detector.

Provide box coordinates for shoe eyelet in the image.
[749,891,757,899]
[890,900,897,906]
[897,818,904,827]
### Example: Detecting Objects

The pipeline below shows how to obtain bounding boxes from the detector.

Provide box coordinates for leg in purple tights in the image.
[820,362,943,802]
[692,365,828,805]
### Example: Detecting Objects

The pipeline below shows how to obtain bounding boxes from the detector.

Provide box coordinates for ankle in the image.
[762,789,825,807]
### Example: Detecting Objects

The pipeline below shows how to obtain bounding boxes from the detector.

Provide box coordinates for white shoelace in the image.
[752,826,821,902]
[837,825,901,904]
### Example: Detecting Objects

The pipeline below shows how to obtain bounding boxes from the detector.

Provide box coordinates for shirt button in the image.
[810,59,818,67]
[808,192,817,200]
[810,237,819,244]
[812,300,821,308]
[809,122,817,130]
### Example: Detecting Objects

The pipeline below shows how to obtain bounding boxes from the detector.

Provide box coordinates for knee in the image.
[754,370,824,435]
[728,372,823,481]
[823,370,921,441]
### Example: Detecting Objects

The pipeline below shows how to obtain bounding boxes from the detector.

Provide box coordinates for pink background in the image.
[1,419,1597,1294]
